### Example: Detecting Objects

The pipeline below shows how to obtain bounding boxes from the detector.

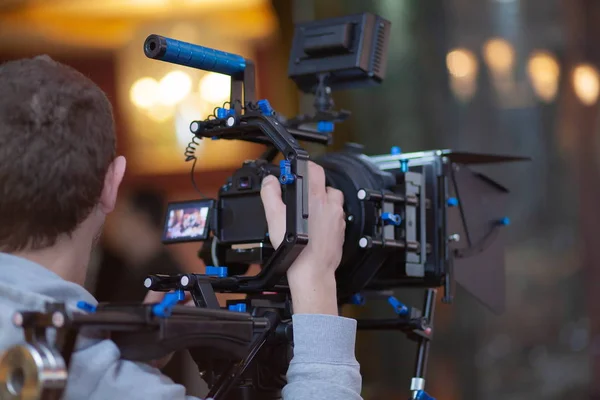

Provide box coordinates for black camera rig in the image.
[0,13,527,400]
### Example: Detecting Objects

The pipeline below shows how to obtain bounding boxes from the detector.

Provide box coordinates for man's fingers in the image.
[260,175,285,213]
[260,175,286,247]
[307,162,326,199]
[143,290,193,305]
[326,187,344,206]
[143,290,165,304]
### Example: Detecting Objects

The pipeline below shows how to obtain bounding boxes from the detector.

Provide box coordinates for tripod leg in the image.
[410,289,436,400]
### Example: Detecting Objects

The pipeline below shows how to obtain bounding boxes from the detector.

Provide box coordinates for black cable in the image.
[184,99,245,199]
[185,135,208,199]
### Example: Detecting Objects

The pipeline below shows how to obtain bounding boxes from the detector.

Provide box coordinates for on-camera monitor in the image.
[162,199,214,243]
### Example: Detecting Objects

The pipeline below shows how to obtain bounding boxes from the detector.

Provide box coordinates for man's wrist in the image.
[288,269,338,316]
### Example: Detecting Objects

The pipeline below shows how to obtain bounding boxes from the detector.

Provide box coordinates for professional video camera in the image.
[0,12,526,400]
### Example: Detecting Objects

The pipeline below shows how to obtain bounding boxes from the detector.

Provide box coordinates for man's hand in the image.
[260,162,345,315]
[142,290,194,369]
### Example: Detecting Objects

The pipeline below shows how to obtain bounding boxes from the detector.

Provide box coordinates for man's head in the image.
[0,55,126,278]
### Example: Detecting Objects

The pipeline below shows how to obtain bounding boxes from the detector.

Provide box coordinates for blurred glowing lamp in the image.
[527,51,560,102]
[483,38,515,75]
[573,64,600,106]
[199,72,231,104]
[130,77,159,109]
[147,103,175,123]
[175,93,208,149]
[159,70,193,106]
[446,48,478,79]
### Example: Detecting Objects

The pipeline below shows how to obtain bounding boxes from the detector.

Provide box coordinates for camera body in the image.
[216,160,274,245]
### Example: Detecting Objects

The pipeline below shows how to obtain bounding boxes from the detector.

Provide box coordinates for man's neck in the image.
[12,234,92,286]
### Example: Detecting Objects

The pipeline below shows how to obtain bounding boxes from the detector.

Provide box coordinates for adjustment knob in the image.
[381,212,402,226]
[447,197,459,207]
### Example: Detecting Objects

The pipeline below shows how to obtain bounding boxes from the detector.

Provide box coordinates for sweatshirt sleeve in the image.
[282,314,363,400]
[65,339,201,400]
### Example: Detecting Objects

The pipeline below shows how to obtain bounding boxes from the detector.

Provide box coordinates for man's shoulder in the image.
[0,252,96,305]
[0,280,52,350]
[0,252,96,349]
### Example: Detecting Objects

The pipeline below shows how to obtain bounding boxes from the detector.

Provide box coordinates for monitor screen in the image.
[162,199,214,243]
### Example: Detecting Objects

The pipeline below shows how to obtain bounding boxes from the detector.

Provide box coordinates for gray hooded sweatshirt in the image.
[0,253,362,399]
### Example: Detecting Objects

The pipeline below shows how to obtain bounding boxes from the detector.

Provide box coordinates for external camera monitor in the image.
[162,199,214,244]
[288,12,391,93]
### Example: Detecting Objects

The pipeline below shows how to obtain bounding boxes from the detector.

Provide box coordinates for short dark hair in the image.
[0,55,116,251]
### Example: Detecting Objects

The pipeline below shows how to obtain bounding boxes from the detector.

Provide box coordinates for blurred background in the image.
[0,0,598,398]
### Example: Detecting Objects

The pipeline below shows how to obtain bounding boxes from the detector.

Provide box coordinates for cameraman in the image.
[0,56,362,399]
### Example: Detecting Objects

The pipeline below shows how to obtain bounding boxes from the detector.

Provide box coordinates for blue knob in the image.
[216,107,234,119]
[257,99,274,116]
[228,303,247,313]
[415,390,436,400]
[391,146,402,155]
[152,290,185,318]
[381,212,402,226]
[317,121,334,133]
[447,197,459,207]
[205,266,228,277]
[216,107,227,119]
[499,217,510,226]
[387,296,409,316]
[279,160,295,185]
[350,293,366,306]
[400,160,409,173]
[77,301,97,313]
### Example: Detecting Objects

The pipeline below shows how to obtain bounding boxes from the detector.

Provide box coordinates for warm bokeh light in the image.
[159,70,193,106]
[199,72,231,104]
[130,77,159,109]
[572,64,600,106]
[446,48,478,101]
[527,51,560,102]
[147,102,175,123]
[175,93,209,150]
[483,38,515,75]
[446,48,478,79]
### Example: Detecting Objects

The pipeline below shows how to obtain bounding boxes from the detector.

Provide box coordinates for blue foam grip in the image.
[228,304,247,313]
[447,197,459,207]
[499,217,510,226]
[145,35,246,76]
[257,99,275,116]
[76,301,97,313]
[390,146,402,155]
[205,266,228,277]
[279,160,295,185]
[152,290,185,318]
[415,390,436,400]
[387,296,409,316]
[317,121,334,133]
[381,212,402,226]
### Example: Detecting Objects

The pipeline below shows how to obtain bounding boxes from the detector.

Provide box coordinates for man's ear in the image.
[99,156,127,215]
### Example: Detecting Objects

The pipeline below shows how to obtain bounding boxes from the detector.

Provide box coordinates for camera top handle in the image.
[144,35,310,291]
